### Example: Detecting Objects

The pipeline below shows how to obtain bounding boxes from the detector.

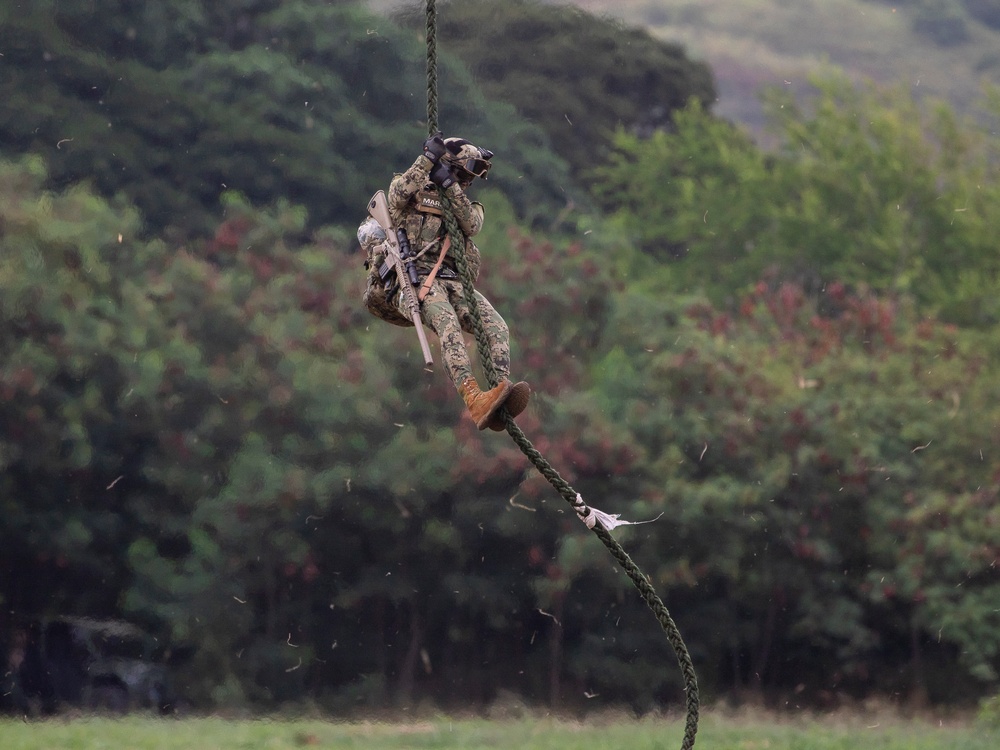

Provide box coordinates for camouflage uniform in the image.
[385,155,511,389]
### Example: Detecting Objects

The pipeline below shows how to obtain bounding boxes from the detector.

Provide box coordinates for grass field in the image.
[1,712,997,750]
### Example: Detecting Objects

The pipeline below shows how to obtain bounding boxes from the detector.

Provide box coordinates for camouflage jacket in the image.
[387,155,483,281]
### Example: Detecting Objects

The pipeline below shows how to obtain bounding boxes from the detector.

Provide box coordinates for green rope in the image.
[425,0,439,134]
[424,3,698,747]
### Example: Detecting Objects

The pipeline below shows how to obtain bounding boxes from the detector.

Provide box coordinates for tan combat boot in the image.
[459,377,513,430]
[487,380,531,432]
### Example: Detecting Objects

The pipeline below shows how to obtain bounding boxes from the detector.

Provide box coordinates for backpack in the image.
[357,216,413,328]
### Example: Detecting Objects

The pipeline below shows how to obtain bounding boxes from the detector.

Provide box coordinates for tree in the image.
[0,156,160,622]
[593,99,768,272]
[586,265,1000,702]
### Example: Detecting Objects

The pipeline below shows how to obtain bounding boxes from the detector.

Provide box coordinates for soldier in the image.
[360,133,530,431]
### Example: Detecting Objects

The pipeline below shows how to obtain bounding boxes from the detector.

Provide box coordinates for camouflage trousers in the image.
[398,277,510,389]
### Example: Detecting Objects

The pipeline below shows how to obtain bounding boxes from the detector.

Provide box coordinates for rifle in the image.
[367,190,434,367]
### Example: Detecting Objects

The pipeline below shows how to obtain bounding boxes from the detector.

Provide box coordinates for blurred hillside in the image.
[562,0,1000,133]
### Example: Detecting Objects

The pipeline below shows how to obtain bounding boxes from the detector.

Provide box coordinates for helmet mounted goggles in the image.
[444,138,493,180]
[456,152,493,180]
[456,152,493,179]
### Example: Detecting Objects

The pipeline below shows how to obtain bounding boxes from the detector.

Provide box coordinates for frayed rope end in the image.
[573,493,662,531]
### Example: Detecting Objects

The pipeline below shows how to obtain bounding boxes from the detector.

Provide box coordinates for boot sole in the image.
[475,380,513,430]
[488,381,531,431]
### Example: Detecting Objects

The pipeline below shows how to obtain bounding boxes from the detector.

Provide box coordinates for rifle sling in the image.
[418,236,451,301]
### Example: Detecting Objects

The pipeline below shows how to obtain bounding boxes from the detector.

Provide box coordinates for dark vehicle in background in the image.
[3,617,177,715]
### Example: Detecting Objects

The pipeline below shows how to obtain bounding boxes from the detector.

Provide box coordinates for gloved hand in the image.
[429,161,456,189]
[423,132,447,164]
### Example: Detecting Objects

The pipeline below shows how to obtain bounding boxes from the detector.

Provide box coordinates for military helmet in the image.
[443,137,493,180]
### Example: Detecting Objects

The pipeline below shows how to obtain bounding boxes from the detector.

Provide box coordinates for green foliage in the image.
[597,72,1000,326]
[593,98,766,270]
[0,156,156,618]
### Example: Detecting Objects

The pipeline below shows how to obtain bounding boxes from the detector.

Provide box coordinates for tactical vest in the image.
[405,187,482,281]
